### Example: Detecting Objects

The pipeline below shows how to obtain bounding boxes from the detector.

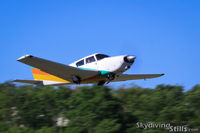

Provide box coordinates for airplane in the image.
[13,53,164,86]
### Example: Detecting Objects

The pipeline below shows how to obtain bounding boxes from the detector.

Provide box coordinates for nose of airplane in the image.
[124,55,136,63]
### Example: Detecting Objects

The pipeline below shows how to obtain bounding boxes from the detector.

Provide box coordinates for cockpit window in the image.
[76,59,84,67]
[96,54,109,61]
[86,56,96,64]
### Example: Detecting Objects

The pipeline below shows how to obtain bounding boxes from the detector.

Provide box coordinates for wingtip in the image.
[161,73,165,76]
[17,55,33,61]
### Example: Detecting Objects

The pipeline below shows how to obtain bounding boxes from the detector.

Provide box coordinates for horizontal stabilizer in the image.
[13,79,43,85]
[113,74,164,82]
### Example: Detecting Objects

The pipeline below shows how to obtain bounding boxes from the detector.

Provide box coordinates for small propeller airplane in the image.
[13,53,164,86]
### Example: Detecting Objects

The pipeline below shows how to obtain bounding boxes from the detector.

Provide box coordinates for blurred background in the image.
[0,83,200,133]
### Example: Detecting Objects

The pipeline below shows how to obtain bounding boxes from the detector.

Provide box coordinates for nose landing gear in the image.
[97,73,115,86]
[106,73,115,84]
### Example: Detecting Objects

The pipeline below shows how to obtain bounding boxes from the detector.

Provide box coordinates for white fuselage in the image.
[69,53,136,75]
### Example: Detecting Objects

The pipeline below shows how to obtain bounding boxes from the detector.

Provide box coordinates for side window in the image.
[86,56,95,64]
[76,60,84,67]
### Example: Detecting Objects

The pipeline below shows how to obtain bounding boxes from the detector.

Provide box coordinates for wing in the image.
[17,55,99,83]
[113,74,164,82]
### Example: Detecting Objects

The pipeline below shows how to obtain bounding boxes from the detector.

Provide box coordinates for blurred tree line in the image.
[0,82,199,133]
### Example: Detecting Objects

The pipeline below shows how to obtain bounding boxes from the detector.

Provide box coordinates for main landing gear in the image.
[107,73,115,81]
[72,75,81,84]
[97,80,106,86]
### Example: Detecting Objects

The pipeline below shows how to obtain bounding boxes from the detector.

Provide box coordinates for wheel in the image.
[97,80,106,86]
[107,73,115,81]
[72,75,81,84]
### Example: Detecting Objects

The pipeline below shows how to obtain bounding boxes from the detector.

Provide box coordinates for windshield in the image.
[96,54,109,61]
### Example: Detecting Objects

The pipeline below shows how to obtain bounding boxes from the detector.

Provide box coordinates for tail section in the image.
[30,67,68,83]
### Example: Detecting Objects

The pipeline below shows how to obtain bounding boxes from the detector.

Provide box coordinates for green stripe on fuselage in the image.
[78,67,110,76]
[100,70,110,75]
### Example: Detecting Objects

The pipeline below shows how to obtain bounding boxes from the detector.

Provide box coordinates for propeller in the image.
[124,55,136,63]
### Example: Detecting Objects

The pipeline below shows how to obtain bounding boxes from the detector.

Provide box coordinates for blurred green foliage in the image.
[0,82,199,133]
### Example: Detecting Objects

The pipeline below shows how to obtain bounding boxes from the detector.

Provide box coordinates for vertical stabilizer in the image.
[30,67,68,82]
